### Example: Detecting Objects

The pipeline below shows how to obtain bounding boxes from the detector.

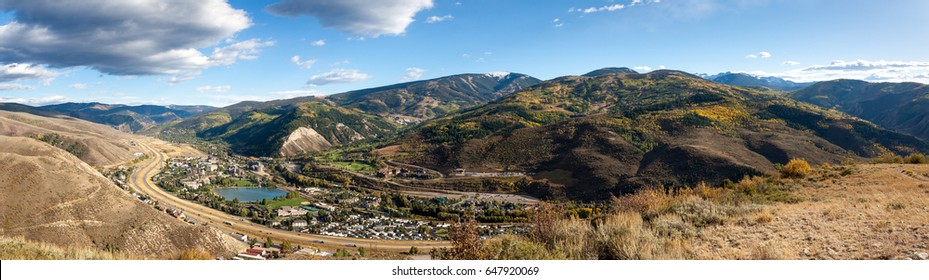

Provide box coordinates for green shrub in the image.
[905,153,928,164]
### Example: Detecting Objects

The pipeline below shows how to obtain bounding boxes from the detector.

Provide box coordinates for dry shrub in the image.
[177,248,213,260]
[754,211,774,224]
[612,187,675,218]
[652,214,697,238]
[481,235,562,260]
[782,158,812,178]
[750,241,792,260]
[591,212,689,260]
[447,215,483,260]
[0,236,133,260]
[673,197,726,227]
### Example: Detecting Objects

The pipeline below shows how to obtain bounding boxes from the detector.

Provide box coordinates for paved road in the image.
[128,142,449,252]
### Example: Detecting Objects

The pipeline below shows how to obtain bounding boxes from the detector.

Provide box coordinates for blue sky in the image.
[1,0,928,107]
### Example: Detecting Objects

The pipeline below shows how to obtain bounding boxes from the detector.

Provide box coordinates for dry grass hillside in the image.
[439,162,929,260]
[0,136,245,259]
[0,110,139,166]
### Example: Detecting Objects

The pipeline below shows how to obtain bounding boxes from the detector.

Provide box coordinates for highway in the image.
[128,142,449,252]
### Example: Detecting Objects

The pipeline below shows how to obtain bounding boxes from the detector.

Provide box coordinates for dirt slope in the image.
[0,136,244,259]
[0,110,138,166]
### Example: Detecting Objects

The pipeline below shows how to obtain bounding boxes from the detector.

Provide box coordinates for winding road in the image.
[128,142,449,252]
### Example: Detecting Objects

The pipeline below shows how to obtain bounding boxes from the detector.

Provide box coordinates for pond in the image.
[214,187,287,202]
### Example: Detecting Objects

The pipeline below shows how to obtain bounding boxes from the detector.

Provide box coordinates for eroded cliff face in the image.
[280,126,333,156]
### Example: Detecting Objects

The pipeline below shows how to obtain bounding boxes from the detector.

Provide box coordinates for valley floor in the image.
[694,164,929,260]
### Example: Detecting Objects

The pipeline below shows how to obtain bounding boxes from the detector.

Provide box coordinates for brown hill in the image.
[0,110,138,166]
[0,136,244,259]
[390,70,929,200]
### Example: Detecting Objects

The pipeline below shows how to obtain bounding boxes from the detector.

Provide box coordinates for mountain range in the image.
[162,73,541,156]
[790,79,929,140]
[387,70,928,199]
[5,67,929,200]
[0,102,216,133]
[702,72,813,91]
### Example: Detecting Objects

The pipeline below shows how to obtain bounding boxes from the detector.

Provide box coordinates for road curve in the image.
[128,142,449,252]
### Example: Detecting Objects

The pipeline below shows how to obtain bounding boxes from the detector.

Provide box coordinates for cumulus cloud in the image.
[0,63,58,83]
[749,60,929,84]
[783,60,800,66]
[746,51,771,59]
[267,0,434,37]
[553,18,564,28]
[69,83,87,90]
[311,39,326,46]
[196,85,231,93]
[426,14,453,23]
[0,95,68,105]
[632,66,653,72]
[290,56,318,69]
[0,84,34,91]
[0,0,258,80]
[399,68,426,82]
[307,68,371,86]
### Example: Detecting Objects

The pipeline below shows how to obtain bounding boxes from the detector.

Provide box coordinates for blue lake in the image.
[214,187,287,202]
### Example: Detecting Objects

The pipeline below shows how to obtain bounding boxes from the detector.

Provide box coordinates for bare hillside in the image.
[0,110,139,166]
[0,136,244,259]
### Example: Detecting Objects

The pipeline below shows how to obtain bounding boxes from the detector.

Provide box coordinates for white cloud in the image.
[207,39,276,66]
[748,59,929,84]
[426,14,454,23]
[632,66,653,72]
[658,65,667,69]
[311,39,326,46]
[0,84,35,91]
[0,0,253,77]
[307,68,371,86]
[0,95,68,105]
[267,0,434,37]
[553,18,564,27]
[0,63,58,83]
[196,85,231,93]
[399,68,426,82]
[69,83,87,90]
[290,56,318,69]
[783,60,800,66]
[580,4,625,13]
[746,51,771,59]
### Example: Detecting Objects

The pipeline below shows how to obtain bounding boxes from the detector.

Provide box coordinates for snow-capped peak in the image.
[485,72,511,79]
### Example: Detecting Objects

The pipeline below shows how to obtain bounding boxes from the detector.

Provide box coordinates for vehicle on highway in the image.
[345,243,358,247]
[224,221,233,226]
[313,240,324,244]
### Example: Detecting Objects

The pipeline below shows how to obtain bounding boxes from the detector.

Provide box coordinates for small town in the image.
[136,152,531,245]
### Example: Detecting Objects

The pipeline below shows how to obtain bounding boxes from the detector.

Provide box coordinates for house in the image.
[314,202,335,211]
[180,181,201,190]
[292,219,308,228]
[276,206,308,217]
[133,152,145,157]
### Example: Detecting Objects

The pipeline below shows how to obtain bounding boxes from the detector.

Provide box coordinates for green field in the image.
[267,197,308,209]
[315,150,377,173]
[232,179,256,187]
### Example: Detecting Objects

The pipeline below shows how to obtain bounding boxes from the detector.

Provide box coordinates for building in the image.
[180,181,201,190]
[276,206,308,217]
[292,219,308,228]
